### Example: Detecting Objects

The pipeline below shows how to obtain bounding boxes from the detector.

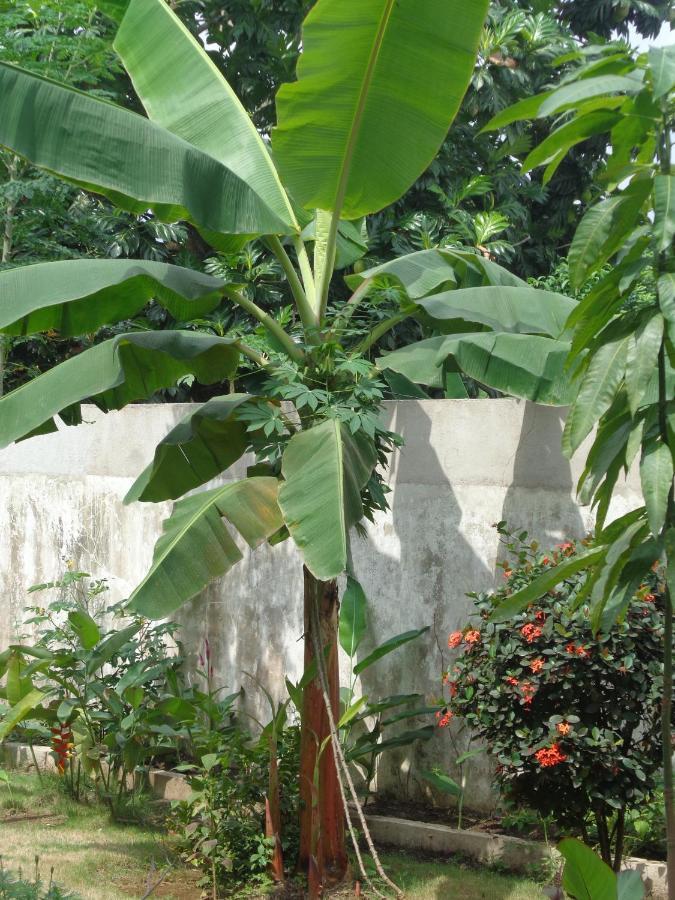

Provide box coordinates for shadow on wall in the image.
[499,403,586,549]
[350,400,495,809]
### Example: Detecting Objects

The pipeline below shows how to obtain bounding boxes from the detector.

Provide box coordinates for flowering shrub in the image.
[439,526,665,867]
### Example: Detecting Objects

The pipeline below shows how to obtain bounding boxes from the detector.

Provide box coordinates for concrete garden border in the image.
[3,743,666,897]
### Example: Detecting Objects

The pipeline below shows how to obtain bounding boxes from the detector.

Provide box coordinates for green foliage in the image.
[0,571,244,814]
[440,527,665,868]
[338,577,434,797]
[0,859,81,900]
[171,711,301,891]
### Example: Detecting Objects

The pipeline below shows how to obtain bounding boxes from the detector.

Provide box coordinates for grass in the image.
[0,773,544,899]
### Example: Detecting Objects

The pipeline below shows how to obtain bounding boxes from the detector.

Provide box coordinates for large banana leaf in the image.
[125,394,255,503]
[418,286,576,339]
[115,0,296,232]
[0,63,290,237]
[127,477,283,619]
[377,337,448,388]
[439,333,575,404]
[0,260,224,337]
[381,333,574,404]
[273,0,488,218]
[278,419,377,580]
[0,331,239,449]
[345,248,526,300]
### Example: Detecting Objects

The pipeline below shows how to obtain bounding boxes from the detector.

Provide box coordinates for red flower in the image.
[575,645,590,658]
[465,630,481,644]
[542,557,550,566]
[529,658,544,673]
[51,724,74,775]
[505,676,519,686]
[435,709,453,728]
[520,624,543,643]
[504,569,513,579]
[534,742,567,768]
[644,593,656,603]
[448,631,463,648]
[534,610,546,623]
[565,643,576,654]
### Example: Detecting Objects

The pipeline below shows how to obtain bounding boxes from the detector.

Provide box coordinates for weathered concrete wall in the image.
[0,400,641,810]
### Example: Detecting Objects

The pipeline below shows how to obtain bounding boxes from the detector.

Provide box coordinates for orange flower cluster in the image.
[521,624,542,643]
[556,542,576,556]
[529,658,544,673]
[534,742,567,768]
[465,630,481,644]
[565,642,590,657]
[51,724,74,775]
[556,722,571,736]
[448,631,463,648]
[435,709,453,728]
[505,676,519,686]
[534,610,546,623]
[520,681,537,704]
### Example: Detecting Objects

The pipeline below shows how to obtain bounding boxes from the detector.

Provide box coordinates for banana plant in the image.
[0,0,580,887]
[482,41,675,898]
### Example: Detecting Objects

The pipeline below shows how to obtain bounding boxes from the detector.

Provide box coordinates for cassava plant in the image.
[482,40,675,893]
[0,0,585,889]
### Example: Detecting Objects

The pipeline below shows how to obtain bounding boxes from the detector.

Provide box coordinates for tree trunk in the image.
[298,566,348,888]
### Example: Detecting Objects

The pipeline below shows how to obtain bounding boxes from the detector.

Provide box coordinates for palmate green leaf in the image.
[480,91,554,132]
[568,179,652,291]
[339,576,368,658]
[649,45,675,100]
[625,314,664,416]
[562,335,631,457]
[654,175,675,253]
[114,0,296,232]
[588,519,649,631]
[0,63,290,237]
[598,539,660,633]
[128,477,283,619]
[0,331,240,449]
[538,74,643,117]
[640,438,674,537]
[278,420,377,580]
[0,260,225,337]
[522,111,621,183]
[418,286,576,339]
[345,248,526,300]
[439,332,575,405]
[659,273,675,333]
[125,394,256,503]
[273,0,488,219]
[490,548,605,623]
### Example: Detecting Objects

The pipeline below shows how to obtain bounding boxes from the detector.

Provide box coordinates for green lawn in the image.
[0,772,543,899]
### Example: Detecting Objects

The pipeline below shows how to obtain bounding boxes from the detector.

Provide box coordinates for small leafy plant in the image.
[0,858,81,900]
[438,526,664,869]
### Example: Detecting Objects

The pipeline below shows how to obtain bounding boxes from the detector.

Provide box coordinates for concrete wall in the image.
[0,400,642,810]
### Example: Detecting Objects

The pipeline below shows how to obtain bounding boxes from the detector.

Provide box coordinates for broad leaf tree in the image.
[0,0,579,888]
[483,41,675,896]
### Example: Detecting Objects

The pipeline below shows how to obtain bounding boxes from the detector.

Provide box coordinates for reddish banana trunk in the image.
[298,566,348,889]
[265,743,284,883]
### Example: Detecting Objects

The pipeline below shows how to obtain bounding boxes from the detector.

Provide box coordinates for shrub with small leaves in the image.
[438,525,665,868]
